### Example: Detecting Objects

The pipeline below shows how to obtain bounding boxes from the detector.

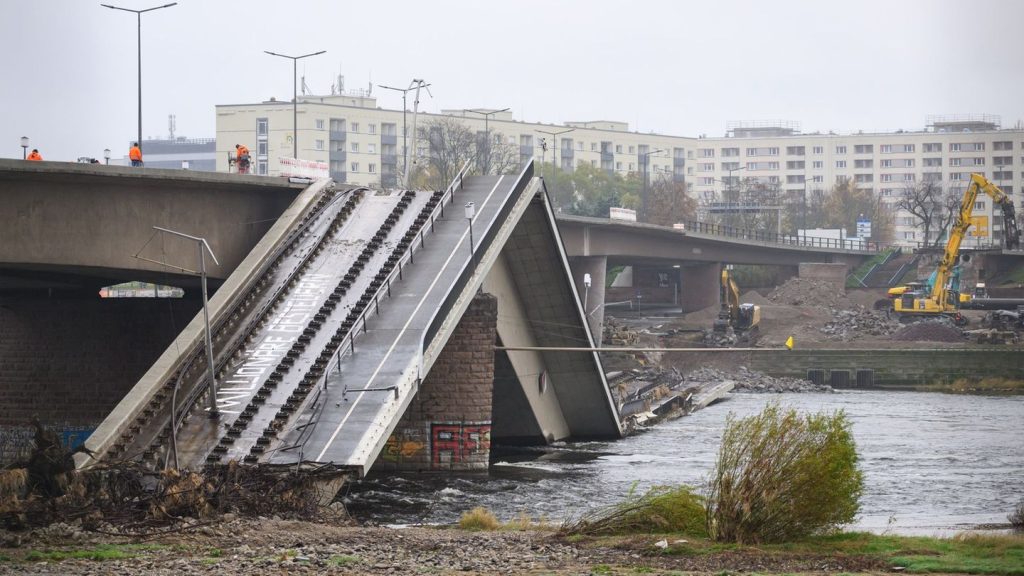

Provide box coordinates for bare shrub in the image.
[706,403,863,543]
[1009,499,1024,528]
[458,506,500,531]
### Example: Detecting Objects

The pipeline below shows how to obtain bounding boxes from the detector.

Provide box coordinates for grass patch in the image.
[327,554,360,567]
[562,485,707,537]
[24,545,136,562]
[458,506,500,531]
[949,378,1024,394]
[503,511,553,531]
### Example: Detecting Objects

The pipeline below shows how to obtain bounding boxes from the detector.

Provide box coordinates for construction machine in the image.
[892,173,1021,324]
[713,267,761,338]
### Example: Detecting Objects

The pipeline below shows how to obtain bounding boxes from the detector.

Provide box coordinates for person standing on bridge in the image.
[235,144,251,174]
[26,149,42,161]
[129,142,143,167]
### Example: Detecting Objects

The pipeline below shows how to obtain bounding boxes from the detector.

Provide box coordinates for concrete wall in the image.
[798,262,848,291]
[376,294,498,473]
[0,297,199,465]
[665,348,1024,387]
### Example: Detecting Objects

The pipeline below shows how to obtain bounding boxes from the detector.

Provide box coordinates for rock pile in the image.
[891,319,965,342]
[768,277,851,307]
[683,366,832,393]
[603,319,640,346]
[820,306,900,340]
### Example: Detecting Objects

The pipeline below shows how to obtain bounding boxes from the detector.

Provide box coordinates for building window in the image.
[721,147,740,157]
[835,160,846,168]
[924,157,942,167]
[835,145,847,154]
[923,143,942,153]
[786,160,805,169]
[257,141,267,155]
[812,160,823,169]
[616,162,622,171]
[881,173,893,182]
[257,118,268,136]
[258,160,267,175]
[721,162,740,171]
[315,119,325,130]
[629,163,635,171]
[699,148,714,158]
[855,174,873,183]
[974,201,985,210]
[368,143,376,154]
[369,163,376,174]
[315,139,324,151]
[368,124,376,134]
[950,172,964,180]
[786,146,805,156]
[350,162,359,173]
[949,158,961,166]
[855,159,873,168]
[993,141,1012,151]
[615,145,623,154]
[590,143,597,152]
[994,156,1012,166]
[699,162,714,172]
[629,145,635,154]
[577,141,584,151]
[950,143,961,152]
[854,144,873,154]
[903,231,916,240]
[351,142,359,153]
[812,146,823,154]
[351,122,359,133]
[903,173,915,182]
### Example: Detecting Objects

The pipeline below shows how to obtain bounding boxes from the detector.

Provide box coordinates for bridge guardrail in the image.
[678,219,888,252]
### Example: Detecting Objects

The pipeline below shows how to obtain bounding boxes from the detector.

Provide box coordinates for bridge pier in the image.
[375,293,498,473]
[679,262,721,313]
[569,256,607,344]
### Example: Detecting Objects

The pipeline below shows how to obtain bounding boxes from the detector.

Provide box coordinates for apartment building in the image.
[215,94,1022,247]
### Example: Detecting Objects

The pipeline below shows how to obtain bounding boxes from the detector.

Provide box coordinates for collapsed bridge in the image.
[78,161,622,476]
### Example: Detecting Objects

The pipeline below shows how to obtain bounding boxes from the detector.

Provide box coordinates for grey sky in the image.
[2,0,1022,161]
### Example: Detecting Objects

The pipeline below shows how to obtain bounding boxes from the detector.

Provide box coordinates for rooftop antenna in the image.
[301,74,311,96]
[168,114,176,139]
[368,70,373,95]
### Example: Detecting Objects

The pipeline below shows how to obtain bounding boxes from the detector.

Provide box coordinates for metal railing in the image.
[677,219,888,252]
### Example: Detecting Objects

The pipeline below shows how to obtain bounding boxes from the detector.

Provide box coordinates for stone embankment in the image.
[682,366,833,393]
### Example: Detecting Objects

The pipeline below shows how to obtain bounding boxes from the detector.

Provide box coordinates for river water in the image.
[345,391,1024,534]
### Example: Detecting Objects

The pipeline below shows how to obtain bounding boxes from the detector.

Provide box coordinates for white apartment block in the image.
[215,95,1022,248]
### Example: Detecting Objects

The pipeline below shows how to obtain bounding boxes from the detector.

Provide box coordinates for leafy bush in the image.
[560,485,707,537]
[1010,499,1024,528]
[458,506,500,531]
[706,403,863,543]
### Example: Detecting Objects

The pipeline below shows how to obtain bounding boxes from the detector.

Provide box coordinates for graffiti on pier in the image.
[430,422,491,468]
[0,424,95,466]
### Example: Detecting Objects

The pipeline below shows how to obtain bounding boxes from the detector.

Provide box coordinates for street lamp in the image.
[640,148,665,222]
[464,108,510,175]
[101,2,177,156]
[537,127,575,175]
[465,202,477,276]
[20,136,28,160]
[726,165,747,198]
[103,148,111,164]
[381,81,432,188]
[264,49,327,160]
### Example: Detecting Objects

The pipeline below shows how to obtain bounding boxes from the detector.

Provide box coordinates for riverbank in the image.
[1,517,1021,575]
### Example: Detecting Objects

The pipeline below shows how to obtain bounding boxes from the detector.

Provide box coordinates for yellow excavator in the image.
[714,267,761,338]
[892,173,1021,323]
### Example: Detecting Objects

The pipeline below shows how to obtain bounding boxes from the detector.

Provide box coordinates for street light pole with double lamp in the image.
[464,108,510,175]
[101,2,177,155]
[264,50,327,160]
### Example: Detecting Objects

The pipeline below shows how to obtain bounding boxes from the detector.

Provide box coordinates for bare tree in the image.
[645,174,696,226]
[418,116,476,190]
[896,181,959,247]
[484,133,520,176]
[821,179,895,243]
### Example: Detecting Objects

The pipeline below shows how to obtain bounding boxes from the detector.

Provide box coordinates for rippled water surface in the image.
[345,391,1024,533]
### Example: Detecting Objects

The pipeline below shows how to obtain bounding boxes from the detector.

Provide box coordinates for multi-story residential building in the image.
[215,95,1022,247]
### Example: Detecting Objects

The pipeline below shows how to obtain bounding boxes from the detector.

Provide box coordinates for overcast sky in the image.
[2,0,1022,161]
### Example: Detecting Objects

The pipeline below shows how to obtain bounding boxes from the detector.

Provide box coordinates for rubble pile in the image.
[602,319,640,347]
[820,306,900,340]
[891,319,965,342]
[683,366,832,393]
[768,277,851,307]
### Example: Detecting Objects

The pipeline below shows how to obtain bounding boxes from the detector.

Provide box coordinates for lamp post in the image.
[640,148,665,222]
[465,202,477,276]
[150,226,220,416]
[381,81,432,188]
[537,127,575,174]
[464,108,510,175]
[20,136,28,160]
[104,148,111,165]
[726,165,746,199]
[101,2,177,156]
[264,49,326,160]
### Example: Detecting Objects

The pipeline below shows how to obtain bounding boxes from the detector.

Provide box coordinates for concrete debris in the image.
[890,319,965,342]
[603,319,640,347]
[820,306,901,341]
[683,366,833,394]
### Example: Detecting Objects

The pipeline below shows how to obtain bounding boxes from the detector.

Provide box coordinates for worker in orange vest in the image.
[235,144,251,174]
[129,142,143,167]
[26,149,43,161]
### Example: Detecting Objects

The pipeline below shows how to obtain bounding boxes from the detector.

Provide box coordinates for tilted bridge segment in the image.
[79,161,621,477]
